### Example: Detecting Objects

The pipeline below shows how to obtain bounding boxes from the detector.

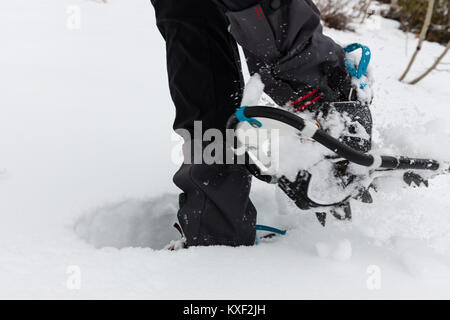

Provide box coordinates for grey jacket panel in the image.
[226,5,281,61]
[226,0,349,105]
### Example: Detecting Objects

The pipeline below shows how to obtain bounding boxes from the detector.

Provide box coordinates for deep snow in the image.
[1,0,450,299]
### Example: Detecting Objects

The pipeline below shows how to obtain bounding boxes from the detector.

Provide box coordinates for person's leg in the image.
[174,160,256,247]
[152,0,244,134]
[151,0,256,247]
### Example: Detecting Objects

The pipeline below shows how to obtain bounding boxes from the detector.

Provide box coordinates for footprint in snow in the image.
[74,193,180,250]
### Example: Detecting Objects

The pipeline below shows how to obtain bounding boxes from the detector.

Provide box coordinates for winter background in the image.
[1,0,449,299]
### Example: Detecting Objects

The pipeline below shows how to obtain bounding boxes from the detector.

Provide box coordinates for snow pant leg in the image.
[151,0,244,134]
[173,161,257,247]
[151,1,257,246]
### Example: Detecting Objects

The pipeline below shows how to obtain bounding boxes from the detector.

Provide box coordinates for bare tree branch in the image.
[399,0,435,81]
[360,0,372,24]
[408,39,450,84]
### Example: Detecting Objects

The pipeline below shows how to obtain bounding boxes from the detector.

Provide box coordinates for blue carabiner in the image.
[344,43,371,89]
[236,106,262,128]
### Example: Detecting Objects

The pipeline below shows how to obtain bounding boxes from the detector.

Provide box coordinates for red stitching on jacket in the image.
[290,89,319,106]
[258,5,265,18]
[295,94,323,111]
[254,7,262,20]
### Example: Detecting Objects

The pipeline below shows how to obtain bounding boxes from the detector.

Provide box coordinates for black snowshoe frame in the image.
[227,105,445,225]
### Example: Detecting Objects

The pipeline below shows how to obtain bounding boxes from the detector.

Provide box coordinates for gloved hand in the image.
[223,0,351,108]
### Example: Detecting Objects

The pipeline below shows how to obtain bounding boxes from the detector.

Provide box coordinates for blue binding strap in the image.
[254,224,287,245]
[236,106,262,128]
[343,43,371,89]
[256,224,287,235]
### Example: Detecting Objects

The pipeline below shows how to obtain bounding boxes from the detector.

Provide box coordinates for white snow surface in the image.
[1,1,450,299]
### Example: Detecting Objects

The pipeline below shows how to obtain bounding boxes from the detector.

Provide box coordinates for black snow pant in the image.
[151,0,350,247]
[151,0,258,247]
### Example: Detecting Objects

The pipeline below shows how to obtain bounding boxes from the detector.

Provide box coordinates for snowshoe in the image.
[315,202,352,227]
[227,105,442,225]
[226,43,443,226]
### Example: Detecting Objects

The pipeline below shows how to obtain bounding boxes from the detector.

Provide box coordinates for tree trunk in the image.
[409,40,450,85]
[360,0,372,24]
[398,0,435,81]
